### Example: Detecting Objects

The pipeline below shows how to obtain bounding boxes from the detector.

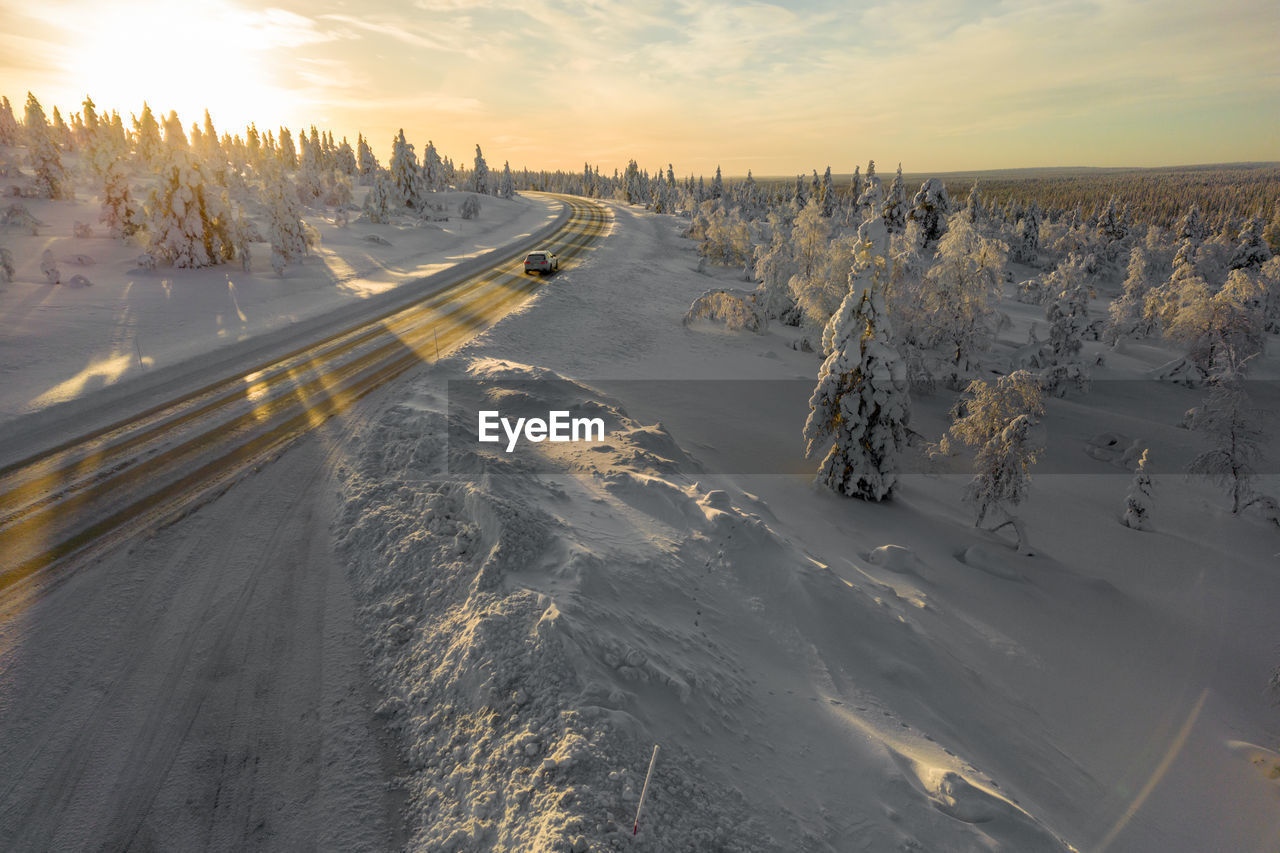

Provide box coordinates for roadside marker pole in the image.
[633,744,659,836]
[433,328,440,360]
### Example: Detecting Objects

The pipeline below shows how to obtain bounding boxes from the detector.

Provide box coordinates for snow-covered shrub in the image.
[683,289,766,332]
[460,194,481,220]
[73,221,92,238]
[803,278,909,501]
[0,245,13,282]
[1121,448,1153,529]
[3,202,42,235]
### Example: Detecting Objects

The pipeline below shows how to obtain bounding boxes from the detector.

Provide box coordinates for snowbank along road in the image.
[0,194,611,612]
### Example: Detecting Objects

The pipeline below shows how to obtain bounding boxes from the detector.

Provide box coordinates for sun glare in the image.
[65,0,289,134]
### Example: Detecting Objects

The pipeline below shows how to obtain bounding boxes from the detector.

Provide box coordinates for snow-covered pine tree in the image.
[711,165,723,200]
[388,130,423,209]
[265,172,313,275]
[882,165,908,233]
[471,144,489,194]
[23,93,68,199]
[356,133,378,184]
[1121,448,1154,529]
[0,96,20,146]
[1188,370,1264,513]
[803,270,908,500]
[499,161,515,200]
[146,150,233,268]
[908,178,950,245]
[941,370,1045,552]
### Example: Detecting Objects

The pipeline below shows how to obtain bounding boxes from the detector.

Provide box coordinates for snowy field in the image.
[329,201,1280,851]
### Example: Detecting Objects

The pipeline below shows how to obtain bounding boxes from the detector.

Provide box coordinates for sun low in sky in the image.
[1,0,1277,175]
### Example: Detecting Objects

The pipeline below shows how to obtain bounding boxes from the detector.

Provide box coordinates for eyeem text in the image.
[478,410,606,452]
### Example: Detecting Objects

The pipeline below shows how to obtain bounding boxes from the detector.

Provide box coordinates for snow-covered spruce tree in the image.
[881,165,908,233]
[334,137,356,176]
[820,166,834,218]
[941,370,1045,553]
[471,144,489,194]
[421,140,443,191]
[100,156,140,238]
[857,160,883,215]
[1230,215,1273,271]
[297,128,324,202]
[356,133,378,184]
[499,161,515,200]
[1121,448,1154,530]
[0,95,20,146]
[145,150,233,268]
[1043,253,1090,394]
[922,213,1007,383]
[388,130,423,210]
[23,93,68,199]
[162,110,187,151]
[1107,246,1153,341]
[908,178,950,245]
[963,181,981,224]
[803,272,909,500]
[363,170,392,224]
[1188,370,1264,514]
[1012,203,1041,264]
[265,172,313,275]
[277,127,297,170]
[132,102,162,164]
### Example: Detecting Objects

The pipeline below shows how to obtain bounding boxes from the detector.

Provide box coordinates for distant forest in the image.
[759,164,1280,230]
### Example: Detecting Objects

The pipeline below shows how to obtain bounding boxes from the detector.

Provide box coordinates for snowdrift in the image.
[335,358,1074,852]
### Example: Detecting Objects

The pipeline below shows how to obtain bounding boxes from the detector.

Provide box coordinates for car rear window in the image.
[527,254,546,261]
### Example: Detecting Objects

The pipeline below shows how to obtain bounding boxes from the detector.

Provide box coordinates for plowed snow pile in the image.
[335,359,1071,852]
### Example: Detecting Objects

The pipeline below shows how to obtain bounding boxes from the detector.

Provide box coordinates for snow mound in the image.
[867,544,927,575]
[335,358,1072,852]
[955,545,1024,580]
[1083,432,1145,469]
